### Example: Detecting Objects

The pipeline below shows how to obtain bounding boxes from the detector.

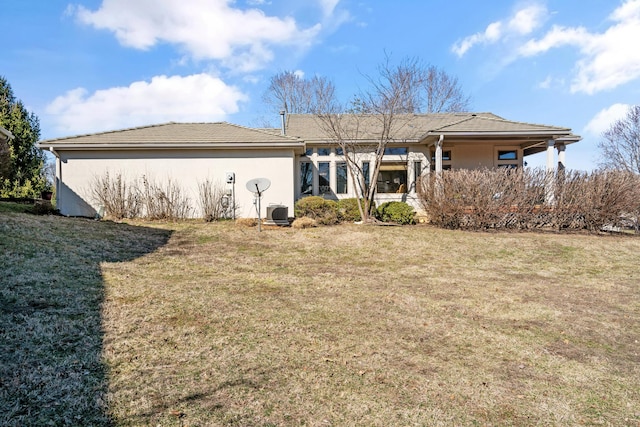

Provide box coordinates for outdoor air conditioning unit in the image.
[264,204,289,226]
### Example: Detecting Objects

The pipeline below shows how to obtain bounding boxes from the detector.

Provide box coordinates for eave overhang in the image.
[38,141,307,154]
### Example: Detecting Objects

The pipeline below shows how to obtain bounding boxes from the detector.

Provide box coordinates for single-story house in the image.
[38,113,580,218]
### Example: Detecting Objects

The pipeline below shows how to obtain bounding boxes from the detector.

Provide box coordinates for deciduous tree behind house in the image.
[598,105,640,174]
[316,56,472,222]
[263,56,471,222]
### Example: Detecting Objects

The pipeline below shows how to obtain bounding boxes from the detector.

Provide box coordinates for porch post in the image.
[546,139,555,173]
[545,139,556,204]
[556,143,566,172]
[435,135,444,174]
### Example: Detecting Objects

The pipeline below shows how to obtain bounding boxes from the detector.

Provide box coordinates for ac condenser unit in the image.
[265,204,289,226]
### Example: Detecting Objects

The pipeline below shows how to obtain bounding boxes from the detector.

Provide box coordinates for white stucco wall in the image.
[56,148,296,218]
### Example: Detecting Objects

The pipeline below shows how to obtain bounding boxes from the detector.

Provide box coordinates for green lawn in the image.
[1,205,639,426]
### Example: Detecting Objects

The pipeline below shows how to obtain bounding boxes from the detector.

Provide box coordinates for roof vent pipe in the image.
[280,110,286,135]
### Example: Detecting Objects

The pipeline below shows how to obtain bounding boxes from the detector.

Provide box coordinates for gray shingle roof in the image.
[39,122,302,148]
[285,113,575,142]
[429,114,571,134]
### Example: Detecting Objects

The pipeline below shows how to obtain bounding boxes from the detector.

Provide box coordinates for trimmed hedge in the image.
[376,201,416,225]
[336,198,375,222]
[294,196,339,225]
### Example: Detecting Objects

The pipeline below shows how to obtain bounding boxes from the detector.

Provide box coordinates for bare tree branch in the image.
[262,71,336,114]
[598,105,640,174]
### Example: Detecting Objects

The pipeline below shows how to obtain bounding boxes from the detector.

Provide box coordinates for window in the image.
[384,147,408,155]
[335,147,344,156]
[498,150,517,160]
[414,161,422,186]
[300,162,313,195]
[377,162,407,193]
[431,150,452,171]
[318,162,330,194]
[336,162,348,194]
[317,147,331,156]
[362,161,370,191]
[304,148,313,156]
[496,148,519,168]
[431,150,451,162]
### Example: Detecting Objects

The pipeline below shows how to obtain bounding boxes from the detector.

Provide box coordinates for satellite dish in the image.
[246,178,271,196]
[246,178,271,232]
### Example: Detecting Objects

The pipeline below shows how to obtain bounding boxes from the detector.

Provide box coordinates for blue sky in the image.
[3,0,640,170]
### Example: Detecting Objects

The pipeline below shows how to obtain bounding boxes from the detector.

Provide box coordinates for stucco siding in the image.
[452,144,494,169]
[56,149,296,218]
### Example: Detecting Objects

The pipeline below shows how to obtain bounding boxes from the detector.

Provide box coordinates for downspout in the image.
[49,147,61,211]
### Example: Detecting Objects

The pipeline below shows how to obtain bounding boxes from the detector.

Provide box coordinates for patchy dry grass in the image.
[0,206,170,426]
[2,205,639,426]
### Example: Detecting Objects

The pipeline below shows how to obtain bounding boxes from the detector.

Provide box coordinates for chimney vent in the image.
[279,110,286,135]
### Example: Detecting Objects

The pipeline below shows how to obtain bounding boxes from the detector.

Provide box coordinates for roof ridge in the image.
[223,121,301,141]
[431,114,570,132]
[469,115,570,130]
[430,115,476,131]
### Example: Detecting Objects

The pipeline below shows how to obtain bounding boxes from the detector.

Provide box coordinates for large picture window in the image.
[300,162,313,195]
[377,162,407,193]
[318,162,330,194]
[336,162,348,194]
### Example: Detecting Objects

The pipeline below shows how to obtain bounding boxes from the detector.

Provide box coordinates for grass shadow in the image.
[0,209,171,426]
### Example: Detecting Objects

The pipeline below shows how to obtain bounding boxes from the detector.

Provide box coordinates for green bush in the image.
[376,201,416,225]
[0,177,47,199]
[337,198,375,222]
[294,196,339,225]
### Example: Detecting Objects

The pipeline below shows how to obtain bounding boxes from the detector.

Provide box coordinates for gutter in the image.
[48,146,61,211]
[38,141,306,152]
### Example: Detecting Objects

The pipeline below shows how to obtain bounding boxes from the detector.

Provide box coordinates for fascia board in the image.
[38,142,306,151]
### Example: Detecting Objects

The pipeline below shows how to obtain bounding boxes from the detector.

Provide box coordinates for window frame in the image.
[318,161,331,195]
[336,162,348,194]
[495,147,521,169]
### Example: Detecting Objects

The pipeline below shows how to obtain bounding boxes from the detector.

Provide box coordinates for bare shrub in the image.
[235,217,257,227]
[198,179,231,222]
[420,168,547,230]
[140,175,191,220]
[554,170,640,231]
[91,172,140,219]
[292,217,317,229]
[419,168,639,232]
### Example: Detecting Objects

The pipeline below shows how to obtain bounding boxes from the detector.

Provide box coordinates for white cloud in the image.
[538,75,553,89]
[516,0,640,94]
[584,103,631,136]
[45,74,247,135]
[319,0,340,17]
[73,0,322,72]
[452,3,548,56]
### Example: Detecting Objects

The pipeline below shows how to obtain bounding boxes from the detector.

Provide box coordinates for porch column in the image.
[546,139,555,173]
[545,140,555,204]
[435,135,444,174]
[556,143,566,172]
